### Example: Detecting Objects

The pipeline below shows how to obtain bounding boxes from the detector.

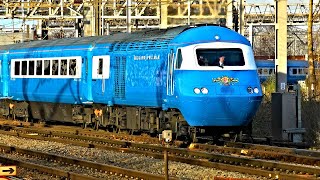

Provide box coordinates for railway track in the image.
[0,143,170,180]
[0,124,319,179]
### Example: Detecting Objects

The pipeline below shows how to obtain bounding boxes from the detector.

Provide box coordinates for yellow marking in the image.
[0,166,16,176]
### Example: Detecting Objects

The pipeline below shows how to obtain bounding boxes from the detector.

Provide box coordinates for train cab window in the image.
[14,61,20,75]
[36,60,42,75]
[22,61,27,75]
[29,61,35,75]
[52,60,59,75]
[44,60,51,75]
[69,59,77,76]
[196,48,245,67]
[60,59,67,75]
[176,49,183,69]
[292,68,297,75]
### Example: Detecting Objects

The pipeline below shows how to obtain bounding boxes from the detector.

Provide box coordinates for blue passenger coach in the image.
[0,25,262,140]
[256,60,309,84]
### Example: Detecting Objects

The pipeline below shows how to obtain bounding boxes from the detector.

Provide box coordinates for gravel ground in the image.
[0,134,268,180]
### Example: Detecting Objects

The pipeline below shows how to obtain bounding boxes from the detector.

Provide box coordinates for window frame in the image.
[92,55,110,79]
[11,56,82,79]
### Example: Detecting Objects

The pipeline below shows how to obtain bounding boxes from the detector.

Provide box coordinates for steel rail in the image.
[0,129,318,179]
[0,155,99,180]
[0,143,172,180]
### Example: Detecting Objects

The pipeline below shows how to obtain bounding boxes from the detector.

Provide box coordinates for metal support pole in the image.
[127,0,132,33]
[239,0,245,35]
[187,0,191,25]
[164,145,169,180]
[248,24,253,46]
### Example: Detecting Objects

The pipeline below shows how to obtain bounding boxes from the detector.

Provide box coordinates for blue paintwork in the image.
[174,70,262,126]
[256,60,309,84]
[0,25,263,127]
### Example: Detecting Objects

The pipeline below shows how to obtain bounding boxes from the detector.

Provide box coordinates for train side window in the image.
[52,60,59,75]
[60,59,67,75]
[92,55,110,79]
[176,49,183,69]
[22,61,27,75]
[268,69,274,75]
[98,58,103,75]
[292,68,297,75]
[262,68,268,75]
[44,60,51,75]
[14,61,20,75]
[257,68,262,75]
[29,61,35,75]
[298,68,303,75]
[69,59,77,76]
[36,60,42,75]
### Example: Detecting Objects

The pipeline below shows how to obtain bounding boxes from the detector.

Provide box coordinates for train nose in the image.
[179,96,262,127]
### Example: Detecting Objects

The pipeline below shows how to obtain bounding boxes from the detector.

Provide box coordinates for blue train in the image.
[0,25,262,140]
[255,60,309,84]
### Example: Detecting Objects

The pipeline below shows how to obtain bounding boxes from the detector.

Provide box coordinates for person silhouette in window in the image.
[218,56,225,68]
[198,56,209,66]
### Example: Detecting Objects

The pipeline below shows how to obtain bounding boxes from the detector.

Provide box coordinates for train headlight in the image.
[247,87,253,94]
[201,87,209,94]
[194,88,201,94]
[214,35,220,40]
[254,87,259,94]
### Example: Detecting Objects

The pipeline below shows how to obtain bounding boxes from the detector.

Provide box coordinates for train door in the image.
[92,55,110,102]
[167,50,175,96]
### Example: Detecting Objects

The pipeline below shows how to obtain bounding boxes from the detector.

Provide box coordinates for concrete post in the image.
[275,0,287,92]
[160,0,167,29]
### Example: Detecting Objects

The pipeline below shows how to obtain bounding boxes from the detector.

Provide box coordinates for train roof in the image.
[0,26,189,51]
[256,59,309,67]
[0,24,250,52]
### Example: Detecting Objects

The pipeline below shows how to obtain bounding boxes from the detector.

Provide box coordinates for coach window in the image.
[44,60,50,75]
[29,61,35,75]
[61,59,67,75]
[22,61,27,75]
[36,60,42,75]
[262,68,268,75]
[14,61,20,75]
[52,60,59,75]
[69,59,77,76]
[292,68,297,75]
